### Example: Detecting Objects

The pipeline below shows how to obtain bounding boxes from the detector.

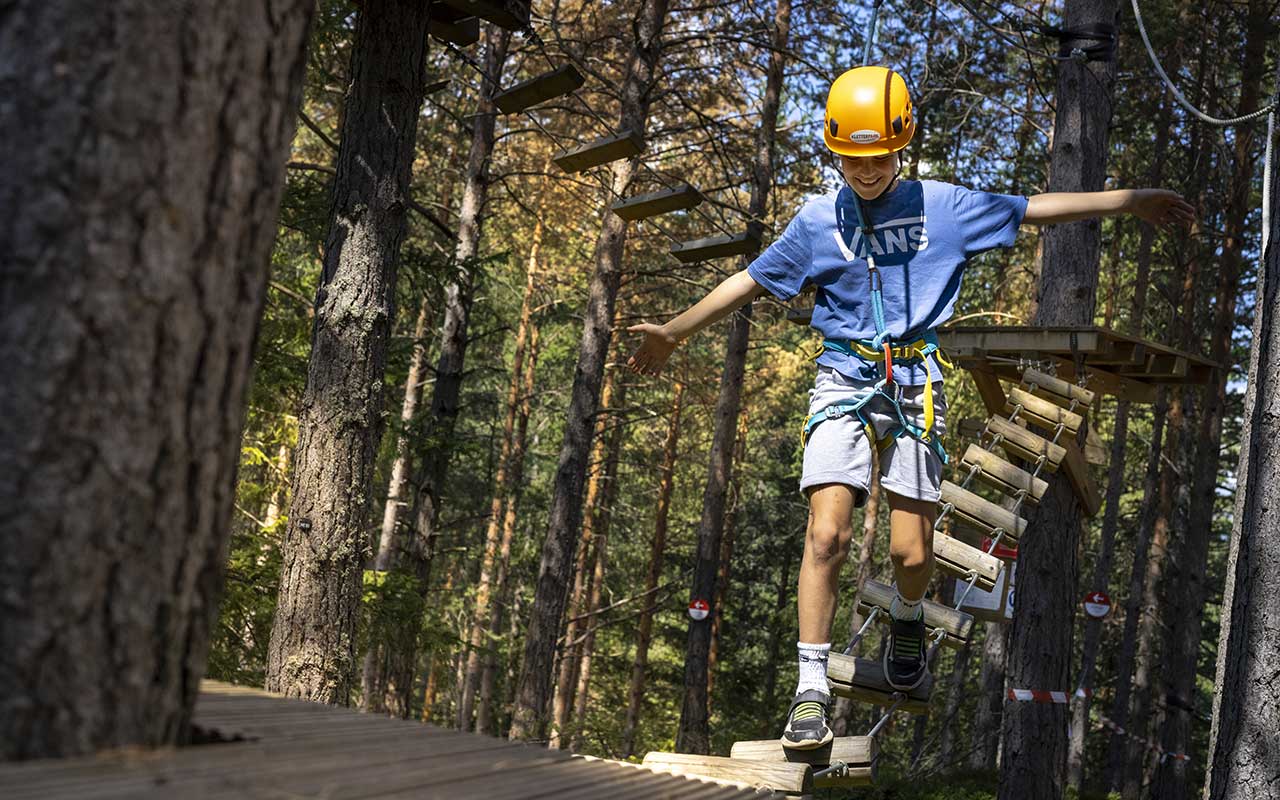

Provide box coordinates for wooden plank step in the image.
[610,183,703,220]
[440,0,531,31]
[670,224,763,263]
[429,15,479,46]
[986,415,1066,472]
[1006,386,1084,437]
[493,65,585,114]
[856,578,973,649]
[552,129,644,173]
[730,737,876,789]
[933,531,1002,592]
[1021,367,1096,409]
[1064,441,1103,517]
[959,444,1048,504]
[826,653,932,713]
[940,480,1028,543]
[642,752,812,794]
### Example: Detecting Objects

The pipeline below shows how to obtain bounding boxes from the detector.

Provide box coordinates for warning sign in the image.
[688,598,710,621]
[1083,591,1112,619]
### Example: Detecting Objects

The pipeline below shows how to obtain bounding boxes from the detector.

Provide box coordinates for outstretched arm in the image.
[1023,188,1195,227]
[627,268,766,376]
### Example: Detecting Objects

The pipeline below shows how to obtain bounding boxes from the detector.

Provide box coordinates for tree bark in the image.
[1151,7,1268,795]
[569,377,626,751]
[676,0,789,754]
[621,382,684,757]
[707,417,748,707]
[1105,391,1169,789]
[1067,80,1178,793]
[358,25,510,718]
[970,621,1010,770]
[508,0,670,742]
[998,2,1119,795]
[265,0,432,704]
[0,0,312,758]
[937,639,975,770]
[570,524,610,752]
[375,298,433,571]
[1203,63,1280,797]
[458,217,543,730]
[476,322,542,735]
[760,546,795,737]
[550,370,617,748]
[360,297,432,711]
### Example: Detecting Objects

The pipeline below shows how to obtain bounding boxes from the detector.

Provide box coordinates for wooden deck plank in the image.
[857,578,973,648]
[0,681,760,799]
[643,753,810,794]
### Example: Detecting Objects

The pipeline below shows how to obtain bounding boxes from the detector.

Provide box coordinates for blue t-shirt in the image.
[747,180,1028,386]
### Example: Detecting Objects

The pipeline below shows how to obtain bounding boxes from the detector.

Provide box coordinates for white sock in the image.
[890,589,924,621]
[795,641,831,695]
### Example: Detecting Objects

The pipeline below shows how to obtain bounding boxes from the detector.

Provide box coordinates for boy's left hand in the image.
[1130,189,1196,228]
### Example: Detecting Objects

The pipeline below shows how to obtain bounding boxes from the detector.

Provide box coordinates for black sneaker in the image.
[781,689,833,750]
[883,615,929,691]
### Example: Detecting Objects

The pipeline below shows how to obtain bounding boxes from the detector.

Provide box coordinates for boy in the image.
[627,66,1192,749]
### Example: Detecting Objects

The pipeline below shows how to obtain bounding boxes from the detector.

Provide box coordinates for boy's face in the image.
[839,153,899,200]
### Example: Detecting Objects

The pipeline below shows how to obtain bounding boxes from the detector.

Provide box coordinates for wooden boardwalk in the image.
[0,682,769,799]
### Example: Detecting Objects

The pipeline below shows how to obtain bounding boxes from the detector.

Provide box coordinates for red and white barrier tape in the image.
[1006,687,1092,704]
[1003,688,1192,764]
[1096,712,1190,764]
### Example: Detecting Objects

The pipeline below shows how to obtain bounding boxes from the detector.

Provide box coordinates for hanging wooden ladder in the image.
[552,129,644,173]
[610,184,704,221]
[439,0,531,31]
[670,224,763,262]
[493,65,585,114]
[428,12,479,47]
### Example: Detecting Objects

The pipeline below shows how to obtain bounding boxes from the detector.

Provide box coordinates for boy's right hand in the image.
[627,323,678,376]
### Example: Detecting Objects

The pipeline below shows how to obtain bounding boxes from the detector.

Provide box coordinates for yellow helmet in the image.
[823,66,915,157]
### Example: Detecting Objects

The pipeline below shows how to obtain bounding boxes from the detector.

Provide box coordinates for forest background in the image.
[207,0,1273,798]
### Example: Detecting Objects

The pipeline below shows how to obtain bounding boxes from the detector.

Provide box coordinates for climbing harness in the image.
[800,197,951,465]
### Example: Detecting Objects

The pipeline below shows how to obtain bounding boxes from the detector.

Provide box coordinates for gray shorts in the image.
[801,366,947,505]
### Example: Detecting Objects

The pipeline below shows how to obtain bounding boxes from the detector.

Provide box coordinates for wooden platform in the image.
[0,682,761,799]
[440,0,530,31]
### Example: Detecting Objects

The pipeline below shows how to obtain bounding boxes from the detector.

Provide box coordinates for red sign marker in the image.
[688,598,710,621]
[1083,591,1112,619]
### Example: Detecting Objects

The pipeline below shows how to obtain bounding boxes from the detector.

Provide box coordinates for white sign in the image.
[688,599,710,621]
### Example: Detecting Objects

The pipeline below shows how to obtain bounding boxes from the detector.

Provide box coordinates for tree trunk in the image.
[361,298,432,712]
[375,298,433,571]
[570,530,609,752]
[265,0,432,705]
[676,0,790,754]
[707,417,748,708]
[1203,65,1280,796]
[1152,7,1267,796]
[570,377,627,751]
[550,371,617,748]
[621,382,684,757]
[1067,81,1178,793]
[0,0,312,758]
[508,0,670,742]
[970,621,1010,771]
[476,321,542,735]
[1104,391,1168,789]
[458,217,543,730]
[357,25,510,718]
[760,546,795,737]
[936,632,975,770]
[998,3,1118,794]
